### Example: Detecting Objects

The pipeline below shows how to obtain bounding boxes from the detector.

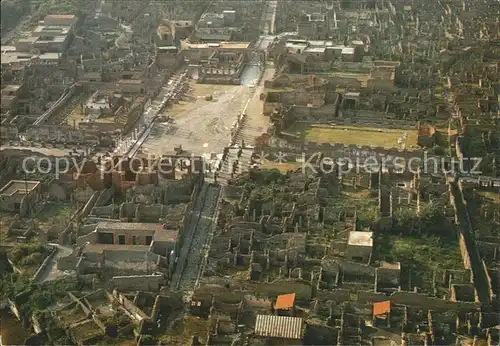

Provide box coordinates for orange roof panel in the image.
[373,301,390,316]
[275,293,296,310]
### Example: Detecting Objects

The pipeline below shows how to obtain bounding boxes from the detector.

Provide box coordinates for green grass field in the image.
[302,124,418,149]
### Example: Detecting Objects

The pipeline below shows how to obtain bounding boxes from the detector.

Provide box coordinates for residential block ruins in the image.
[0,0,498,345]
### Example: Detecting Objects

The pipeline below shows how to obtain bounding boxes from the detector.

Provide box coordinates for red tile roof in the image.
[275,293,296,310]
[373,301,391,316]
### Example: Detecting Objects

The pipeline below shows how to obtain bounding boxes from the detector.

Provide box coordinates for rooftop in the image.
[153,228,178,243]
[348,231,373,247]
[0,53,33,66]
[286,42,308,50]
[304,47,325,54]
[380,261,401,270]
[342,47,355,55]
[184,41,251,50]
[275,293,296,310]
[1,85,22,93]
[1,46,16,52]
[1,96,16,108]
[373,300,391,316]
[308,40,333,47]
[33,25,70,34]
[254,315,303,340]
[17,37,38,43]
[96,222,164,233]
[118,79,145,84]
[37,52,61,61]
[307,13,326,22]
[44,14,76,20]
[0,180,40,196]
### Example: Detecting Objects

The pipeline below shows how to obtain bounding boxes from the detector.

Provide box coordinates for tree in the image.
[393,208,416,233]
[419,203,455,240]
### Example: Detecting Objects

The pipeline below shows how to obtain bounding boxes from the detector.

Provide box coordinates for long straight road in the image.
[171,184,221,292]
[448,179,492,304]
[218,1,277,183]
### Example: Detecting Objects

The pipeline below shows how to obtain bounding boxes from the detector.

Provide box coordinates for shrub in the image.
[11,243,50,266]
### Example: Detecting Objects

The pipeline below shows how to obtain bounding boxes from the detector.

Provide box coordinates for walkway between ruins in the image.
[171,184,221,293]
[448,179,492,304]
[36,243,74,284]
[217,2,277,184]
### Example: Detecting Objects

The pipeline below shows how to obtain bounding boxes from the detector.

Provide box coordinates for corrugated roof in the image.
[254,315,303,339]
[275,293,296,309]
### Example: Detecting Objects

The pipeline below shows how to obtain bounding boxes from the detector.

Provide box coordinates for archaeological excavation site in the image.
[0,0,499,345]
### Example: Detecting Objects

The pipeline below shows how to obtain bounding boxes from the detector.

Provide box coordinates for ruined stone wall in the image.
[78,122,121,133]
[136,204,167,222]
[95,187,115,206]
[288,104,338,121]
[76,191,100,222]
[31,246,57,282]
[178,184,199,243]
[80,224,97,235]
[316,289,351,302]
[103,249,160,263]
[122,99,147,134]
[92,204,115,218]
[72,188,95,203]
[165,180,194,204]
[390,291,478,310]
[253,280,312,300]
[25,125,85,143]
[376,266,400,286]
[258,139,424,168]
[337,259,376,277]
[77,231,98,246]
[459,232,472,269]
[57,255,80,271]
[112,290,149,321]
[0,124,19,140]
[110,274,164,291]
[198,74,240,84]
[119,202,135,221]
[33,83,77,125]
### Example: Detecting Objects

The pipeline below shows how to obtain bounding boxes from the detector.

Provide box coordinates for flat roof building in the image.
[43,14,78,27]
[0,180,41,216]
[346,231,373,263]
